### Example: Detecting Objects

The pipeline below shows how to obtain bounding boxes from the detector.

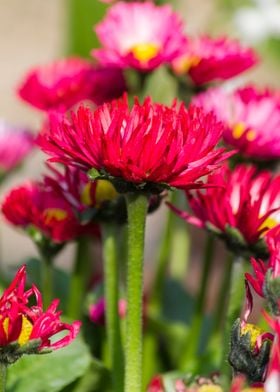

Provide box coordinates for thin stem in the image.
[68,236,91,319]
[41,253,53,310]
[220,258,246,379]
[212,252,234,333]
[124,193,148,392]
[0,363,7,392]
[102,223,124,392]
[195,234,215,316]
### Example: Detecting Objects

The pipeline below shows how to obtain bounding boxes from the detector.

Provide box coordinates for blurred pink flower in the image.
[92,1,187,71]
[0,121,33,175]
[17,57,126,112]
[173,36,257,85]
[194,86,280,161]
[89,297,126,325]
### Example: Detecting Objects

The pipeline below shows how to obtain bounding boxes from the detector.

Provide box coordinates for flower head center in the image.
[130,43,160,63]
[173,55,201,74]
[18,316,33,346]
[81,180,118,208]
[241,323,264,350]
[232,122,256,141]
[43,208,68,223]
[259,216,278,233]
[197,386,223,392]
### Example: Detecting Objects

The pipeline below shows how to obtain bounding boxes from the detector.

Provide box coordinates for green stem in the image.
[195,235,215,316]
[0,363,7,392]
[68,236,91,319]
[41,253,53,310]
[220,258,246,379]
[101,223,124,392]
[212,252,234,333]
[124,193,148,392]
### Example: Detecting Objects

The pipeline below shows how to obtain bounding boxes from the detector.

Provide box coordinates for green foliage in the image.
[7,335,92,392]
[67,0,107,57]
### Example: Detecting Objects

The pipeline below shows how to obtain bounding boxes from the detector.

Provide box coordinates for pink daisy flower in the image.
[92,2,187,71]
[194,86,280,161]
[173,36,257,85]
[0,265,80,364]
[17,57,126,112]
[37,95,231,193]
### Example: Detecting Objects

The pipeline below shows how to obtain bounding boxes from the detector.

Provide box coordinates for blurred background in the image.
[1,0,280,305]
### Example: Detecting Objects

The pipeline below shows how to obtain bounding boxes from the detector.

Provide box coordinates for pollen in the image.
[95,180,118,208]
[18,316,33,346]
[2,317,9,338]
[130,43,159,63]
[43,208,68,223]
[259,216,278,232]
[81,183,93,206]
[241,323,264,350]
[173,55,201,74]
[232,122,246,139]
[197,386,223,392]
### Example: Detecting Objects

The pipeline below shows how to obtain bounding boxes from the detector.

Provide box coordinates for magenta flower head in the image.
[169,164,280,257]
[17,57,126,112]
[0,265,80,365]
[194,86,280,162]
[172,36,257,85]
[92,2,187,71]
[0,121,33,177]
[38,95,231,194]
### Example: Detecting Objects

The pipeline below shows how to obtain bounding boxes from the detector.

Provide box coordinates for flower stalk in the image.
[0,363,6,392]
[68,236,91,319]
[102,223,124,392]
[124,193,148,392]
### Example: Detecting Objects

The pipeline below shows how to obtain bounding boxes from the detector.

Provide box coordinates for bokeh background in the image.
[1,0,280,306]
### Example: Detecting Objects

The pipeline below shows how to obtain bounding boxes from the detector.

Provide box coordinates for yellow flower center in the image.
[82,180,118,208]
[242,389,264,392]
[259,216,278,233]
[241,323,264,350]
[173,55,201,74]
[95,180,118,208]
[18,316,33,346]
[232,123,256,141]
[198,386,223,392]
[2,316,33,346]
[43,208,68,223]
[130,43,160,63]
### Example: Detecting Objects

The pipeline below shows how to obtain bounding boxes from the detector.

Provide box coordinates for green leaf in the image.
[7,334,92,392]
